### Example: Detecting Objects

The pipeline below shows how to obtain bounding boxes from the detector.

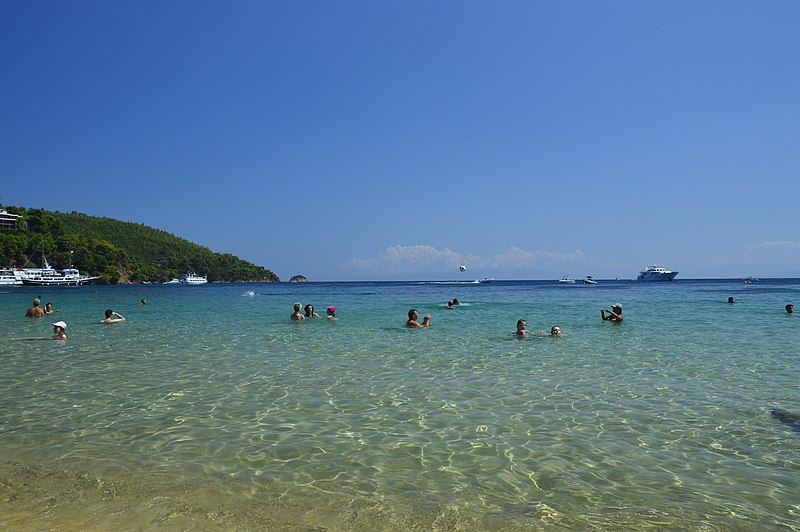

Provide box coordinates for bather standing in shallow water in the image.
[406,309,430,328]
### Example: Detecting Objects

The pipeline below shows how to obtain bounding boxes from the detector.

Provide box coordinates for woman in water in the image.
[52,321,68,340]
[326,306,337,319]
[304,304,319,318]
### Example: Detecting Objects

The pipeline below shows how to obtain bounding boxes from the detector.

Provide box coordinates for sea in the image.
[1,278,798,530]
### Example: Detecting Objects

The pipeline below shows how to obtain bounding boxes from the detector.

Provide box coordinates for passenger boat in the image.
[559,276,576,284]
[180,272,208,285]
[583,276,598,284]
[636,265,678,281]
[20,267,99,286]
[743,276,758,284]
[16,254,99,286]
[480,277,494,283]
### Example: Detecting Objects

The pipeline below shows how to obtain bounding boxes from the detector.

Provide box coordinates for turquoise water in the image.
[1,279,799,530]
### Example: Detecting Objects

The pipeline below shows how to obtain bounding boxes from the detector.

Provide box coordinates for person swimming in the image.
[304,304,319,318]
[406,309,430,328]
[326,306,337,319]
[516,319,527,337]
[291,303,304,321]
[600,303,623,322]
[102,309,126,324]
[52,321,68,340]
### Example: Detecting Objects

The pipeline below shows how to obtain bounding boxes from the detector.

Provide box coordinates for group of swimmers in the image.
[290,303,336,320]
[23,297,128,340]
[24,298,56,318]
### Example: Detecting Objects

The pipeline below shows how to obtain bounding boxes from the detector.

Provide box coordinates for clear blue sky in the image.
[2,1,799,280]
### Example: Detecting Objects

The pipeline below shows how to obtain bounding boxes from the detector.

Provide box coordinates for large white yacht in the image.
[636,265,678,281]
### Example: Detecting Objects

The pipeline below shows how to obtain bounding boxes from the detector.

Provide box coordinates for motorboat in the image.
[180,272,208,285]
[636,265,678,281]
[583,276,598,284]
[480,277,494,283]
[743,276,758,284]
[164,278,181,284]
[559,276,576,284]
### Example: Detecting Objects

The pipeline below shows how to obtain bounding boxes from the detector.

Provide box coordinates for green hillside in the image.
[0,206,279,284]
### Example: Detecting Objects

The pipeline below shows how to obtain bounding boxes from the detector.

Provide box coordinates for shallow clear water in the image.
[1,279,799,530]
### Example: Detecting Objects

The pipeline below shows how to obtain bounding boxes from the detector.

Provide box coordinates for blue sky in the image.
[2,1,799,280]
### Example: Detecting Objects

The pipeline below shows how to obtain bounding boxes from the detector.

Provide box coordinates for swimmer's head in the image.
[787,304,794,314]
[327,306,335,315]
[408,309,418,320]
[551,325,561,335]
[105,309,113,318]
[517,319,526,330]
[293,302,302,312]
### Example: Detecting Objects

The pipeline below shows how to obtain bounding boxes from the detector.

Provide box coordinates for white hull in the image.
[21,276,100,286]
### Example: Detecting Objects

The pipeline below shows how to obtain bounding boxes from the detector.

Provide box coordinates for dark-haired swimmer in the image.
[102,309,126,324]
[407,309,430,328]
[516,319,527,337]
[304,304,319,318]
[534,325,565,337]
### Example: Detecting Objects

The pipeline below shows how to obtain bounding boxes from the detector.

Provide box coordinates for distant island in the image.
[289,275,308,283]
[0,206,279,284]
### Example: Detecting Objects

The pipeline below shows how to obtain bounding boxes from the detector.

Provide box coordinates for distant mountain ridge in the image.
[0,206,279,284]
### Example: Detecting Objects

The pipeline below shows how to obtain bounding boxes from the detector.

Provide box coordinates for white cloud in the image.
[344,244,587,274]
[754,240,800,250]
[487,246,586,268]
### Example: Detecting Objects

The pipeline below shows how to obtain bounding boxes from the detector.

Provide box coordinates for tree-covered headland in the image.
[0,206,279,284]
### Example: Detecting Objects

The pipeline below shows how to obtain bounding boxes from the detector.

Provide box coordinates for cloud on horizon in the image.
[754,240,800,250]
[344,244,587,274]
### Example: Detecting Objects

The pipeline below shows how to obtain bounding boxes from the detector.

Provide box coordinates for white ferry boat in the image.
[636,265,678,281]
[16,254,99,286]
[583,276,598,284]
[20,267,100,286]
[180,272,208,285]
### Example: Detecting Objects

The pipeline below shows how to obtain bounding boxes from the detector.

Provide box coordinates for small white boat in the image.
[164,278,181,285]
[743,276,758,284]
[636,265,678,281]
[583,276,598,284]
[559,276,576,284]
[180,272,208,285]
[480,277,494,283]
